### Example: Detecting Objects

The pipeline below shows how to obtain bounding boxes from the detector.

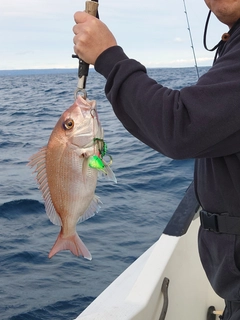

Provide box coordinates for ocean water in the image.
[0,67,207,319]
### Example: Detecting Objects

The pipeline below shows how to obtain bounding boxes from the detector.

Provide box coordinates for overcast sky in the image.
[0,0,228,70]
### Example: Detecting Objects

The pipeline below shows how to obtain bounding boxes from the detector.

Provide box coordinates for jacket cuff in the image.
[95,46,129,78]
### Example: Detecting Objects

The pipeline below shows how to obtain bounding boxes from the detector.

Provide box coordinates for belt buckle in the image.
[200,210,219,233]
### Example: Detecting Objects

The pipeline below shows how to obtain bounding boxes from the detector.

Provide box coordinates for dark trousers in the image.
[198,227,240,320]
[221,301,240,320]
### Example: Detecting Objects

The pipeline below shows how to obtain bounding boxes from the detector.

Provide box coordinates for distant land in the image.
[0,66,208,77]
[0,68,81,76]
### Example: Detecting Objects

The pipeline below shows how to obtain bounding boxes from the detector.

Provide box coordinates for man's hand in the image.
[73,11,117,65]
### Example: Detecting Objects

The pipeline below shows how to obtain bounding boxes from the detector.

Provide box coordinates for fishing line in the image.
[182,0,200,79]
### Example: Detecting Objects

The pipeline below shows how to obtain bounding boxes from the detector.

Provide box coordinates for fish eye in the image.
[63,118,74,130]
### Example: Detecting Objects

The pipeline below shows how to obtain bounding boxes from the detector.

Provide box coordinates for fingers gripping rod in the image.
[72,0,99,99]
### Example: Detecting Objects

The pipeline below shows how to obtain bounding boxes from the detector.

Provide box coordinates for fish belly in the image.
[46,148,98,231]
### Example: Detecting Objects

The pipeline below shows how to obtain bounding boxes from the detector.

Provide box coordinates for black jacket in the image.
[95,24,240,217]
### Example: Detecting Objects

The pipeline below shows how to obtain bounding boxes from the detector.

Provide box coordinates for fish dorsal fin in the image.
[28,147,62,226]
[78,195,102,223]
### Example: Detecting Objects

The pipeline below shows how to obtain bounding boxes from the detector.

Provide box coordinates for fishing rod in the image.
[72,0,99,99]
[182,0,200,79]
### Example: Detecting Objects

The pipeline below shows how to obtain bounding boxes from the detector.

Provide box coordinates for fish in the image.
[28,95,117,260]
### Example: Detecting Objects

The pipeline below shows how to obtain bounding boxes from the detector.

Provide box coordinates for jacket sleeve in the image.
[95,38,240,160]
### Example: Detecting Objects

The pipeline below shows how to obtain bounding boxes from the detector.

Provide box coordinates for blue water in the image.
[0,67,207,319]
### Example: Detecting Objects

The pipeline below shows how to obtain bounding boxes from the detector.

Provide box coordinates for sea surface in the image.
[0,67,208,319]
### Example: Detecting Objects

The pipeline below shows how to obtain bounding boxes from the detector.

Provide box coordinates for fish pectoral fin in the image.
[98,159,117,183]
[82,157,89,183]
[48,230,92,260]
[78,195,102,223]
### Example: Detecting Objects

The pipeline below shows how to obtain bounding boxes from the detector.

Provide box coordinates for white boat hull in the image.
[75,185,224,320]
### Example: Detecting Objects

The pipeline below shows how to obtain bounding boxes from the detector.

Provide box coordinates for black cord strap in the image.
[203,10,240,62]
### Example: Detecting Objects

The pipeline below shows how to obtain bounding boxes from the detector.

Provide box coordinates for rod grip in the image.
[85,1,99,17]
[74,0,99,96]
[79,1,98,76]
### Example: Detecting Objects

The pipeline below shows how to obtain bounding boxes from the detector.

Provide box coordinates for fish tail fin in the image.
[48,231,92,260]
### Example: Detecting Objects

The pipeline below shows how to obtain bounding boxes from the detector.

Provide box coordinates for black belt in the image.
[200,210,240,235]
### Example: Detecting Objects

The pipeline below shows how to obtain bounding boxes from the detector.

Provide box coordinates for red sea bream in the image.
[29,96,116,260]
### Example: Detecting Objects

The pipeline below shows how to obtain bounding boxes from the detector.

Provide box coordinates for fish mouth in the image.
[69,113,102,150]
[63,96,102,150]
[90,107,99,120]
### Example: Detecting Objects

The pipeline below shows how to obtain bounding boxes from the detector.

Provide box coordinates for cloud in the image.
[174,37,184,43]
[0,0,224,70]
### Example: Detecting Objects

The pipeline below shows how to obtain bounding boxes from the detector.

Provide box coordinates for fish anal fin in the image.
[48,230,92,260]
[78,195,102,223]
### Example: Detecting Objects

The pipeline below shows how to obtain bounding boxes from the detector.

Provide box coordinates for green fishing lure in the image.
[88,155,105,170]
[88,138,113,172]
